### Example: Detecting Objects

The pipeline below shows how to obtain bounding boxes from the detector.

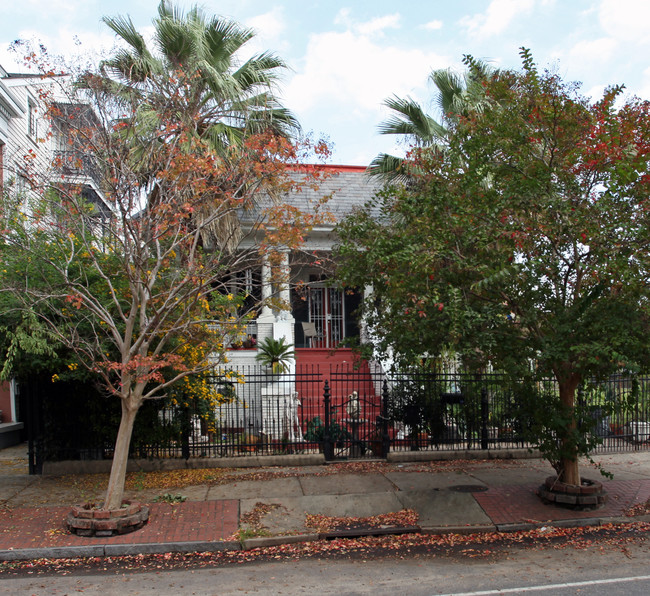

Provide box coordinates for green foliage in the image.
[369,60,497,182]
[338,50,650,379]
[387,376,446,439]
[303,415,351,445]
[337,49,650,480]
[153,493,187,504]
[511,379,617,476]
[255,337,295,374]
[98,0,299,156]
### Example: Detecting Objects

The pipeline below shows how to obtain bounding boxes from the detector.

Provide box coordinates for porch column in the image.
[271,250,295,377]
[278,249,293,322]
[258,254,274,322]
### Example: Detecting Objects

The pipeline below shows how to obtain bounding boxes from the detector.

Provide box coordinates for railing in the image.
[33,368,650,465]
[53,150,101,187]
[123,369,650,461]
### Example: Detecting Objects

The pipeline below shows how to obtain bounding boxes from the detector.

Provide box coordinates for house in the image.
[0,65,109,448]
[225,164,382,369]
[2,62,384,456]
[217,165,384,444]
[0,65,29,447]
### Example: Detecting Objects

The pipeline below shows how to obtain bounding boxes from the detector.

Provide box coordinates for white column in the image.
[257,254,274,322]
[278,249,293,322]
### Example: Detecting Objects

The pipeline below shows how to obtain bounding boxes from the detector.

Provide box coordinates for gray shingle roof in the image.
[283,165,382,223]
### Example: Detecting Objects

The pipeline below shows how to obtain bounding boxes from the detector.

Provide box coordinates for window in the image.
[0,142,4,192]
[28,99,38,140]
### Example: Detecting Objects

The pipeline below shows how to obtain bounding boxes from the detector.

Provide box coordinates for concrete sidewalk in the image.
[2,445,650,561]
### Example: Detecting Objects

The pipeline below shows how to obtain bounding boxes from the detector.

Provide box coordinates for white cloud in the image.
[238,8,290,63]
[356,14,401,37]
[460,0,535,40]
[284,28,447,115]
[2,27,116,72]
[422,20,443,31]
[567,37,618,65]
[599,0,650,44]
[334,9,401,37]
[245,7,287,40]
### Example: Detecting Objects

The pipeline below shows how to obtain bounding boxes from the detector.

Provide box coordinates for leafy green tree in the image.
[337,49,650,486]
[92,1,302,252]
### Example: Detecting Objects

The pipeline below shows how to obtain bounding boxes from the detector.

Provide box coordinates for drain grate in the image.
[447,484,488,493]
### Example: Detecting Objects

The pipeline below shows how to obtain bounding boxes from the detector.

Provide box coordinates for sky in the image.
[2,0,650,166]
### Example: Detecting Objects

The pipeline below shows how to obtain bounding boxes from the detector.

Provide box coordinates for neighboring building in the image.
[0,65,27,446]
[0,65,24,194]
[0,65,109,448]
[1,68,108,223]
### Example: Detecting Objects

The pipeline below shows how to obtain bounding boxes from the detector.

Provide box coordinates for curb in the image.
[0,540,241,562]
[317,525,421,540]
[387,449,542,463]
[420,524,498,535]
[242,533,320,550]
[2,516,650,562]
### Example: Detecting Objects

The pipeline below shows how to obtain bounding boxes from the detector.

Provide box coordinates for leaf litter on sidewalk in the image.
[2,522,649,576]
[56,458,526,495]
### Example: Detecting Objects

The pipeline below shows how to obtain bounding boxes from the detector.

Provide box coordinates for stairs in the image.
[294,349,379,422]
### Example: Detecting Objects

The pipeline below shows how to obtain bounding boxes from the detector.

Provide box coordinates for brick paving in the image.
[474,479,650,525]
[1,444,650,560]
[0,500,239,552]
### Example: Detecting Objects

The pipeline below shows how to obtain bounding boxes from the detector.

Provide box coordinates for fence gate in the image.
[320,376,389,461]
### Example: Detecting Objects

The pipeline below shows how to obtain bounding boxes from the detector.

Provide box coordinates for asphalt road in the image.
[2,532,649,595]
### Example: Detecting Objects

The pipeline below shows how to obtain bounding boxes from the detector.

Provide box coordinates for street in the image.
[2,529,649,595]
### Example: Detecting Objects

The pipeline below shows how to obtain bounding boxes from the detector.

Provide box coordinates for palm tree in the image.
[99,0,299,152]
[369,61,495,183]
[94,1,300,248]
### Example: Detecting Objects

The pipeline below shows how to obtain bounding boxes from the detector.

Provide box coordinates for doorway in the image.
[308,286,344,348]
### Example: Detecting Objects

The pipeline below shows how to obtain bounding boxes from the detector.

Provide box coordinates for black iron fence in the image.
[28,367,650,469]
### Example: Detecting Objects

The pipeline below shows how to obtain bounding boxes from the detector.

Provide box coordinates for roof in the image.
[282,164,382,222]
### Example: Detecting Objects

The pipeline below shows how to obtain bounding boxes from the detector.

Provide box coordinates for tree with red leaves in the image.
[336,49,650,486]
[0,14,329,510]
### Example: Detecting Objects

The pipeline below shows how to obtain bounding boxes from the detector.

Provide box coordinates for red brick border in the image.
[538,476,608,509]
[67,501,150,537]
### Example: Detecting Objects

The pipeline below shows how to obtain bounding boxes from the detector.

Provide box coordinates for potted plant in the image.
[255,336,295,374]
[238,432,261,453]
[242,335,257,349]
[304,414,351,450]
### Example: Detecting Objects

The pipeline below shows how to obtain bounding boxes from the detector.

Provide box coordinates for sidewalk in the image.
[2,444,650,561]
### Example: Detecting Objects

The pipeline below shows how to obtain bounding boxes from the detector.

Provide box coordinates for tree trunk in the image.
[557,375,581,486]
[103,397,141,510]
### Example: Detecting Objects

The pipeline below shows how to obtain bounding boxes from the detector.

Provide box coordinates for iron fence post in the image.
[481,387,489,450]
[180,404,191,460]
[381,380,390,458]
[26,380,42,475]
[323,380,333,460]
